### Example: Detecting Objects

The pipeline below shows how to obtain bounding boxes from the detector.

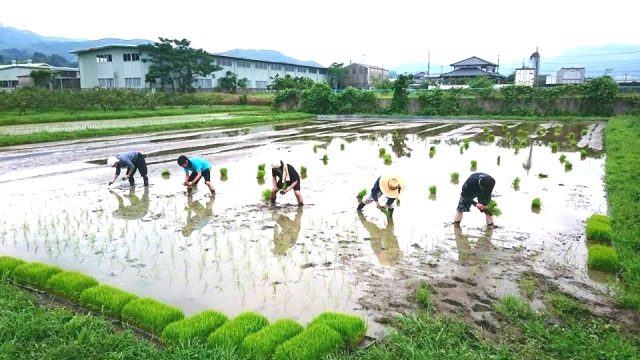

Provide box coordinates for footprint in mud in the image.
[442,298,465,307]
[435,282,457,288]
[472,303,492,312]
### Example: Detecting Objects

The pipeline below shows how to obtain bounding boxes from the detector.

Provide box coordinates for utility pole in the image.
[427,49,430,84]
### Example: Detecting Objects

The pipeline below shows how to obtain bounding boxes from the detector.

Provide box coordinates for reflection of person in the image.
[358,213,403,266]
[107,151,148,187]
[177,155,216,196]
[272,207,304,255]
[182,195,215,237]
[454,172,496,227]
[357,174,405,218]
[111,187,150,220]
[453,224,493,263]
[270,160,303,206]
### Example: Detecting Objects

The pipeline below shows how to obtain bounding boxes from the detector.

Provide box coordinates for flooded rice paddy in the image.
[0,119,609,336]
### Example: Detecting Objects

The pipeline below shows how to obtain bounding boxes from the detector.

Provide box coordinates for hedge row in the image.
[0,256,366,359]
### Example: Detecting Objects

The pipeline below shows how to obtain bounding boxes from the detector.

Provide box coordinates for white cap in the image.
[107,156,118,167]
[271,161,282,169]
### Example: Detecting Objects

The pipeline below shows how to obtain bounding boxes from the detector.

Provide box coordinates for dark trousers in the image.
[129,153,148,186]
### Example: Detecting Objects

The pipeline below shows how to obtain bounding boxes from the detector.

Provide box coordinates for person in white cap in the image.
[107,151,148,187]
[356,174,405,217]
[270,160,303,206]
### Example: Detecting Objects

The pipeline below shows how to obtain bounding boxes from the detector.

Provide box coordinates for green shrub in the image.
[257,169,266,179]
[383,154,392,165]
[45,271,98,301]
[428,185,437,195]
[470,160,477,171]
[586,214,613,243]
[0,256,25,277]
[80,284,138,317]
[357,189,367,201]
[240,319,304,360]
[588,245,620,273]
[13,262,62,288]
[531,197,542,209]
[161,168,170,177]
[378,148,386,157]
[308,312,366,346]
[121,298,184,334]
[272,324,343,360]
[258,163,266,171]
[162,310,228,344]
[209,312,269,349]
[300,166,307,178]
[551,142,559,152]
[262,189,273,202]
[450,172,459,183]
[485,200,502,217]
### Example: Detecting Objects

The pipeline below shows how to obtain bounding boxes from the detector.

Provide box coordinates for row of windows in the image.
[125,78,142,88]
[96,54,112,63]
[215,58,324,73]
[123,53,141,62]
[98,78,115,88]
[0,80,18,88]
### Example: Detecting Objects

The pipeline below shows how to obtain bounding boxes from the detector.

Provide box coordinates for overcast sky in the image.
[1,0,638,69]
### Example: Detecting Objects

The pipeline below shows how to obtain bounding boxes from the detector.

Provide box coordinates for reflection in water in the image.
[523,142,534,174]
[453,225,493,263]
[390,130,412,158]
[272,207,303,255]
[358,213,403,266]
[182,195,214,237]
[111,187,150,220]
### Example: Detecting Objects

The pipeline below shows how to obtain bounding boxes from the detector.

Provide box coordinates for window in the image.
[255,62,268,69]
[255,81,268,89]
[217,58,233,66]
[237,60,251,68]
[124,77,142,88]
[298,67,307,73]
[123,53,140,62]
[96,54,112,63]
[319,69,327,75]
[98,78,115,88]
[193,78,212,88]
[270,64,282,70]
[284,65,295,72]
[0,80,18,88]
[308,68,317,74]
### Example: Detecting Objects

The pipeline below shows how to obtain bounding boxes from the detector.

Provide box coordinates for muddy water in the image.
[0,120,609,337]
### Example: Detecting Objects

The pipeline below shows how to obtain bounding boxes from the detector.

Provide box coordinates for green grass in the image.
[162,310,228,344]
[80,284,138,317]
[262,188,273,202]
[494,295,536,320]
[308,312,366,347]
[208,312,269,349]
[257,169,266,179]
[485,200,502,217]
[121,297,185,334]
[531,197,542,209]
[161,168,170,177]
[588,245,620,273]
[300,166,307,178]
[357,189,367,202]
[415,283,431,310]
[586,214,613,243]
[240,319,304,360]
[428,185,437,195]
[45,271,98,301]
[450,172,459,183]
[0,112,314,147]
[272,323,343,360]
[0,256,25,277]
[12,262,63,288]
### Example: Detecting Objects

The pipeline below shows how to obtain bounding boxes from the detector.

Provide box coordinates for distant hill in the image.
[218,49,322,67]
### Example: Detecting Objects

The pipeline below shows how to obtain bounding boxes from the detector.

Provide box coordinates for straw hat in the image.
[379,173,405,198]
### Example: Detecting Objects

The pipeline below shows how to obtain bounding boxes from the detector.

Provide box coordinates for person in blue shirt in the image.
[107,151,148,187]
[454,172,496,227]
[356,173,405,217]
[177,155,216,195]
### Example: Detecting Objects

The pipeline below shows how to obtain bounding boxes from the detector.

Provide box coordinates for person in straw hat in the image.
[454,172,496,227]
[107,151,148,187]
[356,173,405,217]
[270,160,303,206]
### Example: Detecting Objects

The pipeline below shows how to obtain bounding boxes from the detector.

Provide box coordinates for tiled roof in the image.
[450,56,498,67]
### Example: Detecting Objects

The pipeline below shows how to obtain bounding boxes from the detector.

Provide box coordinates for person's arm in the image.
[109,165,121,185]
[183,171,190,186]
[386,197,395,207]
[119,158,135,179]
[371,179,382,207]
[188,171,203,186]
[282,180,298,193]
[272,169,279,189]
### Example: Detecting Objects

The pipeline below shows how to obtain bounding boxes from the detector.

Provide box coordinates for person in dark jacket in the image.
[270,160,303,205]
[107,151,148,187]
[356,173,405,217]
[454,172,496,227]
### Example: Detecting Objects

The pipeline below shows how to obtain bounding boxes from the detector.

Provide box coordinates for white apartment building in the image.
[71,44,328,90]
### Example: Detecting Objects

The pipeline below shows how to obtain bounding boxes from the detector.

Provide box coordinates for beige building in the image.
[344,63,389,89]
[0,60,79,91]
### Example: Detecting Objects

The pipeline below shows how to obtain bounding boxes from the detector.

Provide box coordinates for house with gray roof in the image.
[0,60,79,91]
[440,56,506,84]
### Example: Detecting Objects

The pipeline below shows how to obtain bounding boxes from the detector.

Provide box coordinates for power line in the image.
[550,50,640,58]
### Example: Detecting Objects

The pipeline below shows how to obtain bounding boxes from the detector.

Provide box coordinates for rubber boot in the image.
[356,203,365,212]
[387,208,394,217]
[143,176,149,187]
[129,177,135,187]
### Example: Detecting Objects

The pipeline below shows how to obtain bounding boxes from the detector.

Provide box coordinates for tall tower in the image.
[529,47,540,86]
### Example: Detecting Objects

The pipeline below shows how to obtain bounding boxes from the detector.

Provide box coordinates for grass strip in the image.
[45,271,98,301]
[0,256,25,277]
[307,311,366,347]
[240,319,304,360]
[208,312,269,349]
[272,323,343,360]
[161,310,228,344]
[0,112,314,147]
[12,262,62,288]
[586,214,613,243]
[120,297,184,334]
[79,284,138,317]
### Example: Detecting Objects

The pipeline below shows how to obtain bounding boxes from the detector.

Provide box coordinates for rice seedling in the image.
[162,310,228,344]
[513,177,521,190]
[322,154,329,165]
[485,200,502,217]
[257,169,266,179]
[220,168,228,180]
[580,149,588,159]
[383,154,392,165]
[429,146,436,158]
[428,185,437,195]
[538,173,548,178]
[308,311,367,346]
[273,323,343,360]
[536,127,546,136]
[459,145,464,154]
[554,124,563,136]
[450,172,460,184]
[487,133,495,142]
[121,297,185,334]
[356,189,367,202]
[340,143,345,151]
[568,140,577,148]
[240,319,304,360]
[514,144,520,154]
[0,256,25,277]
[258,163,266,171]
[470,160,477,171]
[568,132,576,141]
[208,312,269,349]
[395,198,401,206]
[531,197,542,209]
[581,128,589,136]
[378,148,386,157]
[550,142,559,153]
[313,145,318,153]
[497,155,501,165]
[13,262,62,288]
[559,154,567,163]
[415,283,431,310]
[463,139,470,149]
[262,189,273,202]
[588,245,620,273]
[501,124,509,133]
[564,160,573,170]
[45,271,98,301]
[483,126,490,134]
[586,214,612,243]
[161,168,170,177]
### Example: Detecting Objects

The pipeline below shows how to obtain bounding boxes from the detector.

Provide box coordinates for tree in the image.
[138,38,221,92]
[506,71,516,84]
[30,69,56,88]
[268,74,314,91]
[388,74,413,114]
[217,71,248,94]
[327,62,347,90]
[468,76,494,88]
